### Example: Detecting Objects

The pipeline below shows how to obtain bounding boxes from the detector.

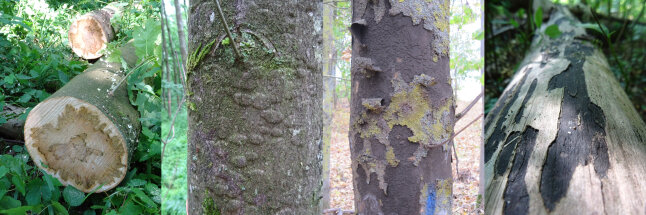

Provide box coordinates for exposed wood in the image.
[485,2,646,214]
[24,43,140,193]
[350,0,453,214]
[68,4,121,59]
[0,105,25,140]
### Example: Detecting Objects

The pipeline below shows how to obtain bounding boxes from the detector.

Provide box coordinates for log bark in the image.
[24,43,140,193]
[349,0,453,214]
[186,0,323,214]
[485,2,646,214]
[68,5,121,59]
[0,105,25,140]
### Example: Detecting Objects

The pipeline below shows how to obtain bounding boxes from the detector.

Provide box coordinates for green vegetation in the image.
[160,0,188,214]
[0,0,162,214]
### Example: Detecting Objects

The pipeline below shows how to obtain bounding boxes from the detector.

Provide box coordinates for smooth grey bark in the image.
[349,0,453,214]
[186,1,323,214]
[485,2,646,214]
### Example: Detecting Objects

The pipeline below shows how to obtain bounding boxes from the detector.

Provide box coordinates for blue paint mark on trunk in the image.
[426,189,436,215]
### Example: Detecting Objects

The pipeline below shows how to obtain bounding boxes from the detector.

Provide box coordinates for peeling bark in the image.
[349,0,453,214]
[485,3,646,214]
[186,1,323,214]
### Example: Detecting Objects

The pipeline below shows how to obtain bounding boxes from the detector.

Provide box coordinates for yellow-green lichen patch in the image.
[385,146,400,167]
[434,178,452,215]
[389,0,449,57]
[384,74,451,147]
[355,0,387,23]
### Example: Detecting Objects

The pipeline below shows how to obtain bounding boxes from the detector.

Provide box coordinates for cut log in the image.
[68,5,121,59]
[485,2,646,214]
[0,105,25,140]
[24,43,139,193]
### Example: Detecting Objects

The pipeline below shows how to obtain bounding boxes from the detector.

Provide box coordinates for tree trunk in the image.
[23,43,140,193]
[485,2,646,214]
[321,0,337,210]
[0,105,25,140]
[349,0,453,214]
[68,4,121,59]
[186,0,323,214]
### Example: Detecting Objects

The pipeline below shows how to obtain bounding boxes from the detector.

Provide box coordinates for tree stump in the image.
[68,5,121,59]
[24,44,140,193]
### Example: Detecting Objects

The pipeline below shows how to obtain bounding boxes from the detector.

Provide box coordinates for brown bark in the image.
[23,43,140,193]
[349,0,453,214]
[68,5,121,59]
[0,105,25,140]
[485,2,646,214]
[186,0,323,214]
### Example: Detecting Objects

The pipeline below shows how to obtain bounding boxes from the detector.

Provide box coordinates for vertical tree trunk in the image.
[321,0,336,210]
[186,1,323,214]
[349,0,453,214]
[485,2,646,214]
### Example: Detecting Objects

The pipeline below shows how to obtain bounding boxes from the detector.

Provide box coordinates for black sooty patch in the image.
[541,41,609,211]
[503,126,539,215]
[485,71,531,163]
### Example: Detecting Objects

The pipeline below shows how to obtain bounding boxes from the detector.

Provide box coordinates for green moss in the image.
[202,192,220,215]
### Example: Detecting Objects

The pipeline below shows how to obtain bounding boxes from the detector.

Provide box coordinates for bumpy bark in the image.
[349,0,453,214]
[485,3,646,214]
[186,1,323,214]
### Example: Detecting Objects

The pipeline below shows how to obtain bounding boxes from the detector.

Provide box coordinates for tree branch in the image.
[455,91,483,120]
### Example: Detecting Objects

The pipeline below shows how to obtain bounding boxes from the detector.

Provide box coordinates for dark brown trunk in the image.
[349,0,453,214]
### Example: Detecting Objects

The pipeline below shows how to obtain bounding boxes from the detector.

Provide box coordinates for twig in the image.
[108,58,154,96]
[431,113,484,149]
[215,0,241,59]
[322,208,355,215]
[323,74,350,81]
[455,91,483,120]
[453,139,459,176]
[162,94,187,160]
[0,138,25,145]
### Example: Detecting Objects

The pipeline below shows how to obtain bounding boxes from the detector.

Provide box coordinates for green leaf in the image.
[11,146,21,153]
[25,188,41,205]
[545,24,562,39]
[50,201,68,215]
[534,6,543,29]
[62,186,85,207]
[118,200,142,214]
[0,196,21,210]
[132,188,156,208]
[11,175,25,196]
[0,167,7,179]
[127,179,147,187]
[0,205,36,215]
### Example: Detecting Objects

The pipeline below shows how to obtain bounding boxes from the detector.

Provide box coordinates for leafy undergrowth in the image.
[161,107,187,215]
[0,0,162,214]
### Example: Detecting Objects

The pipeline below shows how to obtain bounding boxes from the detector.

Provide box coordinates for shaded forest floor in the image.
[329,98,483,214]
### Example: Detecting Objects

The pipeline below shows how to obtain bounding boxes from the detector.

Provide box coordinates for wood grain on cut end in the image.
[69,17,107,59]
[24,96,128,193]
